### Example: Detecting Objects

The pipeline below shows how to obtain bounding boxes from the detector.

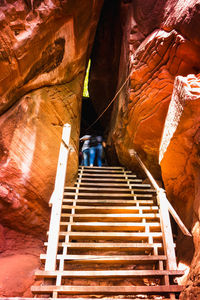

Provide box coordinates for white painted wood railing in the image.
[129,149,191,270]
[45,124,71,271]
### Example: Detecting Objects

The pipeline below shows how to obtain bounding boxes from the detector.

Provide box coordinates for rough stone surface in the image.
[0,0,103,296]
[0,0,103,233]
[109,28,200,177]
[0,226,43,297]
[160,75,200,299]
[103,1,200,298]
[0,82,82,236]
[1,0,200,299]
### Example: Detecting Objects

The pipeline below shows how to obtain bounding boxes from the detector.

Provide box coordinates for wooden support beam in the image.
[158,189,177,270]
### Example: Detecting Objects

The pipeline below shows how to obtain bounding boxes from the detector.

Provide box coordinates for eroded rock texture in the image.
[160,75,200,300]
[1,0,200,298]
[0,0,103,296]
[109,27,200,176]
[102,1,200,298]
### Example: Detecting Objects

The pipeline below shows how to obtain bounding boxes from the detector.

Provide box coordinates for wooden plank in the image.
[60,214,160,221]
[35,269,184,278]
[79,166,125,170]
[31,285,183,294]
[62,199,154,205]
[62,205,155,210]
[61,242,163,249]
[45,123,71,272]
[78,170,132,174]
[63,192,153,198]
[59,225,160,233]
[63,203,159,213]
[65,187,155,193]
[80,178,143,182]
[61,212,159,218]
[40,254,167,262]
[80,174,137,178]
[58,222,161,229]
[74,183,151,188]
[158,189,177,270]
[57,231,162,238]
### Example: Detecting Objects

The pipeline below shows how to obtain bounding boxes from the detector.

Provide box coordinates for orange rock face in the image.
[0,0,103,233]
[1,0,200,298]
[160,75,200,299]
[105,1,200,298]
[0,225,43,297]
[0,0,103,296]
[110,28,200,177]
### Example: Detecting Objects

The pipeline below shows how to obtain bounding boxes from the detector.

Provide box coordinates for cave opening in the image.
[79,0,123,166]
[80,57,107,165]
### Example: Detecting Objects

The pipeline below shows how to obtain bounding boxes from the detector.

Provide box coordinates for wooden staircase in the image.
[31,166,184,300]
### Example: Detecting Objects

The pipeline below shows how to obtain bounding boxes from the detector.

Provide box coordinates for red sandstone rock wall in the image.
[104,1,200,298]
[0,0,103,296]
[159,75,200,299]
[1,0,200,298]
[0,0,103,234]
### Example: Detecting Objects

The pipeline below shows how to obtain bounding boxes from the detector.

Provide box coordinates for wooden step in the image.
[56,231,162,241]
[31,285,183,295]
[40,254,167,263]
[78,169,132,174]
[62,199,155,205]
[74,182,151,188]
[57,231,162,238]
[58,242,163,250]
[79,178,143,182]
[60,231,163,236]
[63,192,153,198]
[65,187,155,193]
[62,205,156,211]
[61,205,159,211]
[57,222,161,231]
[79,174,137,178]
[79,172,133,177]
[79,166,125,170]
[35,269,184,278]
[60,214,160,223]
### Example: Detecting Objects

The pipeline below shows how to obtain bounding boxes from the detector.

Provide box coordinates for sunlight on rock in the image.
[176,262,190,285]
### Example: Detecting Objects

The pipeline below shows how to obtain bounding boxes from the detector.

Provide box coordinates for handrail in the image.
[45,124,71,271]
[129,149,191,237]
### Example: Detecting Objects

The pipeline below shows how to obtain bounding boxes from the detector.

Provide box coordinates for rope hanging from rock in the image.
[86,71,133,130]
[86,30,159,131]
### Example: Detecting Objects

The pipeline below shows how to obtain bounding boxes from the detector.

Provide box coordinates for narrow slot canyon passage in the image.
[0,0,200,299]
